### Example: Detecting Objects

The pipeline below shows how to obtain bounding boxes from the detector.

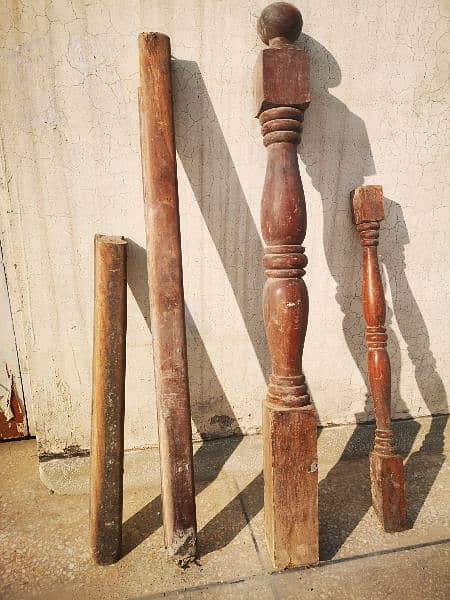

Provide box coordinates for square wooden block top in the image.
[351,185,385,224]
[255,46,310,117]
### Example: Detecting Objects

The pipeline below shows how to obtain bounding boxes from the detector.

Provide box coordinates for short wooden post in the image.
[138,32,197,563]
[90,234,127,565]
[254,3,319,568]
[351,185,408,532]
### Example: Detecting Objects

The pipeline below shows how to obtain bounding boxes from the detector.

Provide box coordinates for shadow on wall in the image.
[171,59,270,382]
[122,57,267,555]
[297,33,448,559]
[122,239,243,557]
[380,198,448,530]
[121,35,447,561]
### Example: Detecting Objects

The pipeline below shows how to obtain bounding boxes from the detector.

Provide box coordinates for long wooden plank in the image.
[138,32,197,564]
[90,234,127,565]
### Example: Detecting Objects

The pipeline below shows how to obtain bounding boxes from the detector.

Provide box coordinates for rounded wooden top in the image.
[257,2,303,46]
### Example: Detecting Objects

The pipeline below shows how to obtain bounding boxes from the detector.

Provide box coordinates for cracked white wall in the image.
[0,0,449,456]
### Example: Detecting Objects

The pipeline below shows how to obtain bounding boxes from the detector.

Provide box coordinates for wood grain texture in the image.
[255,3,318,569]
[138,32,197,563]
[90,234,127,565]
[351,185,408,532]
[370,452,408,532]
[264,404,318,567]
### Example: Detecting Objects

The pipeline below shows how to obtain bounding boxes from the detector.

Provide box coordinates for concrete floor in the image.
[0,416,449,599]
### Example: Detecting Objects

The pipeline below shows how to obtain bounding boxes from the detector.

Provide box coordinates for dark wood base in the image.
[369,451,408,532]
[264,403,319,569]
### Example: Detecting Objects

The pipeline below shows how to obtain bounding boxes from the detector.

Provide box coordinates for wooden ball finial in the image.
[257,2,303,46]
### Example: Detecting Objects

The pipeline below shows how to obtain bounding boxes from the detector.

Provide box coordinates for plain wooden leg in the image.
[264,404,318,568]
[90,234,127,565]
[138,32,197,563]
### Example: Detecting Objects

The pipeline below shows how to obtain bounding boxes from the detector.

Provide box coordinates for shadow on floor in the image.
[122,240,244,558]
[123,36,447,561]
[297,32,449,558]
[121,55,273,557]
[198,32,447,561]
[198,472,263,557]
[198,415,448,560]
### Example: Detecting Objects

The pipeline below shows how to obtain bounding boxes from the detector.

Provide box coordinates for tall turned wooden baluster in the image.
[351,185,408,532]
[255,3,318,568]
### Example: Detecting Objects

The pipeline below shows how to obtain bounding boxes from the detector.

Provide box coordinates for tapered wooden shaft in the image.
[351,185,407,532]
[255,3,318,569]
[90,234,127,565]
[138,32,197,563]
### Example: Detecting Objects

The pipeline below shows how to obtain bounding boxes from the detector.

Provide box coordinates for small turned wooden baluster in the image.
[255,3,318,568]
[351,185,408,532]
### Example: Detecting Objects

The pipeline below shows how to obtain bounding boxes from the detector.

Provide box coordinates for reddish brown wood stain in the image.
[255,3,319,569]
[351,185,408,532]
[138,32,197,563]
[90,234,127,565]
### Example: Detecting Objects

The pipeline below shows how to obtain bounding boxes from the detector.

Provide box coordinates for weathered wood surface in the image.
[351,185,408,532]
[138,32,197,564]
[255,3,319,569]
[90,234,127,565]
